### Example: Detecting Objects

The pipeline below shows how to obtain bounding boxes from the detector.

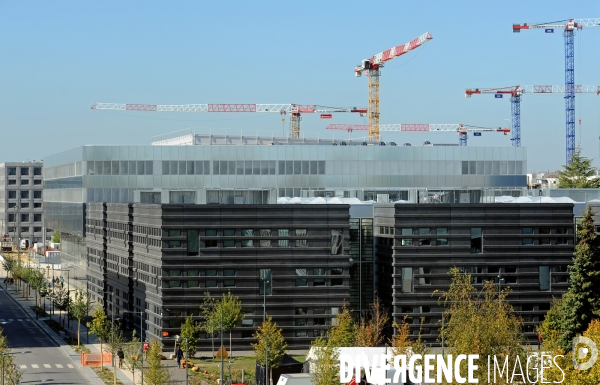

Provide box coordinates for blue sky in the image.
[0,1,599,171]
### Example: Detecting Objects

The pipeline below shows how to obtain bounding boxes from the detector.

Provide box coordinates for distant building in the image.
[0,162,44,245]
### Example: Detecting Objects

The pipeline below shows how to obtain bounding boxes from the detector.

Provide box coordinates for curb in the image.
[1,285,107,385]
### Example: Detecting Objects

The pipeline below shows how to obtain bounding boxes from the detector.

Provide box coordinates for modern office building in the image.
[86,202,351,349]
[41,134,533,347]
[0,162,44,245]
[373,203,575,344]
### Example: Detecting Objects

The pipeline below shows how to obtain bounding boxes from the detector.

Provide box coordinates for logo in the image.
[572,336,598,370]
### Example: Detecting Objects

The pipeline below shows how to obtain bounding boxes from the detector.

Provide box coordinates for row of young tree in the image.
[0,327,22,385]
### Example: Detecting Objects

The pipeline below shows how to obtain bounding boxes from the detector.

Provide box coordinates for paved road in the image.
[0,285,94,384]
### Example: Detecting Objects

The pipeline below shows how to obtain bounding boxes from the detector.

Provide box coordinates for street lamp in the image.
[2,351,30,385]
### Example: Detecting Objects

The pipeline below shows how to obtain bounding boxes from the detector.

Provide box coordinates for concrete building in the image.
[0,162,44,245]
[374,203,575,344]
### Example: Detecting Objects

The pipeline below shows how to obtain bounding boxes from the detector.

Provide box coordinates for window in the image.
[278,229,289,247]
[539,266,550,291]
[295,229,307,247]
[169,280,181,288]
[169,270,181,277]
[21,227,29,234]
[21,203,29,208]
[8,191,16,199]
[470,228,482,253]
[21,179,29,185]
[402,267,413,293]
[539,228,551,245]
[418,267,431,285]
[33,214,42,222]
[21,214,29,222]
[34,179,42,185]
[522,228,533,245]
[401,228,413,246]
[168,240,181,248]
[223,269,236,287]
[295,307,307,315]
[313,268,325,286]
[21,168,29,176]
[295,269,307,287]
[223,229,235,248]
[8,180,16,185]
[34,202,41,208]
[205,270,217,288]
[331,268,343,286]
[205,229,217,248]
[418,228,431,246]
[259,229,271,247]
[436,228,448,246]
[242,229,253,247]
[7,167,16,175]
[295,318,307,326]
[33,227,42,232]
[260,269,271,295]
[187,269,199,276]
[331,229,342,254]
[187,229,199,256]
[21,191,29,199]
[242,311,254,326]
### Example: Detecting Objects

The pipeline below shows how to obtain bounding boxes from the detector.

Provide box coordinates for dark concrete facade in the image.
[374,203,575,344]
[87,203,351,350]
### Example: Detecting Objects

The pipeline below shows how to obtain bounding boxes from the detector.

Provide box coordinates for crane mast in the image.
[465,85,600,148]
[355,32,432,142]
[512,18,600,164]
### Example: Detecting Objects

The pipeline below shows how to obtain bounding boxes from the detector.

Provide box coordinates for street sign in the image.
[473,132,482,137]
[494,94,503,98]
[545,29,554,33]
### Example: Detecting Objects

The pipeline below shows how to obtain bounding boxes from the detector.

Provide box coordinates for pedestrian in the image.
[176,347,184,369]
[117,349,124,368]
[143,340,149,358]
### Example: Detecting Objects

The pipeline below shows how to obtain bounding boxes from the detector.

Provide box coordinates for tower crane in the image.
[354,32,433,142]
[465,85,600,148]
[91,103,366,139]
[512,18,600,163]
[326,123,510,146]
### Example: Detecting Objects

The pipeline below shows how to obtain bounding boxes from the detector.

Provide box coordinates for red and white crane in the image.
[464,85,600,147]
[326,123,510,146]
[91,103,366,139]
[354,32,433,142]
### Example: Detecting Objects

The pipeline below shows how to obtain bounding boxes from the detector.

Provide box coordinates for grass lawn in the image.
[92,367,125,385]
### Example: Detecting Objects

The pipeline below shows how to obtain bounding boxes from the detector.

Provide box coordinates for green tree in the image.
[201,293,219,358]
[106,323,126,385]
[556,205,600,351]
[354,297,389,347]
[143,340,171,385]
[51,231,61,243]
[557,148,600,188]
[179,315,201,359]
[0,331,23,385]
[310,306,355,385]
[50,286,69,326]
[252,316,288,379]
[122,330,142,385]
[328,306,354,347]
[215,291,245,358]
[69,290,92,346]
[439,267,528,384]
[87,306,111,370]
[1,256,15,279]
[28,269,45,307]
